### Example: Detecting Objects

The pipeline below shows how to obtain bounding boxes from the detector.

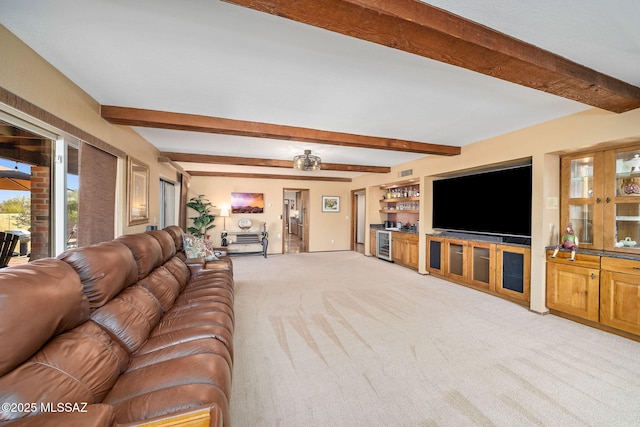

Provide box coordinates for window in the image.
[0,118,53,263]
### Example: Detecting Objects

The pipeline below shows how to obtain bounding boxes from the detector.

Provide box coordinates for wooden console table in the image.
[220,231,268,258]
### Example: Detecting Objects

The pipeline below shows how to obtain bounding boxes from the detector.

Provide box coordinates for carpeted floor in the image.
[230,252,640,427]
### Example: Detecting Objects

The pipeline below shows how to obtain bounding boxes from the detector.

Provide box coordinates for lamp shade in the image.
[220,208,230,217]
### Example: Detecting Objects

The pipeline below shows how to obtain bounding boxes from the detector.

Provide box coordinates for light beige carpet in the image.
[230,252,640,427]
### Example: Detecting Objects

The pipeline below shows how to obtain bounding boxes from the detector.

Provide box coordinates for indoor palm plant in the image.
[186,194,216,238]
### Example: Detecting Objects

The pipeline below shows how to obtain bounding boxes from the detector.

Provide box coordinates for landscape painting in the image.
[231,192,264,214]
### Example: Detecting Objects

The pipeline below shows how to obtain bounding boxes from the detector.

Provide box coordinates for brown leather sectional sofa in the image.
[0,226,234,426]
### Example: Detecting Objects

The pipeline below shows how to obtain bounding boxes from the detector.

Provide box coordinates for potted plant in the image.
[186,194,216,238]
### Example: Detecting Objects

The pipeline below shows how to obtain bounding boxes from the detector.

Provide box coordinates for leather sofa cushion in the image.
[0,259,89,376]
[145,324,233,360]
[90,285,162,354]
[105,353,231,403]
[164,300,234,328]
[154,310,233,337]
[135,323,233,362]
[189,272,234,293]
[146,230,176,263]
[162,256,191,290]
[127,337,232,373]
[116,233,163,280]
[137,266,181,312]
[58,241,138,309]
[179,284,234,304]
[0,322,127,424]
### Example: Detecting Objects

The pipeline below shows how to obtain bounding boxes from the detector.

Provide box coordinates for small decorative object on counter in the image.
[551,222,579,261]
[622,177,640,195]
[616,236,637,248]
[238,218,252,231]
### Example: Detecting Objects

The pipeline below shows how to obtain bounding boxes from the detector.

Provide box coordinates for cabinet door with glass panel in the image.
[560,152,605,250]
[603,147,640,253]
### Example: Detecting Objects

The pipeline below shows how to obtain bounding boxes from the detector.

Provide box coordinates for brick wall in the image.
[29,166,50,260]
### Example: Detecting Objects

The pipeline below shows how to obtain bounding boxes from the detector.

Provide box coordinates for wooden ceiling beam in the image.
[188,170,352,182]
[222,0,640,113]
[161,151,391,173]
[101,106,461,156]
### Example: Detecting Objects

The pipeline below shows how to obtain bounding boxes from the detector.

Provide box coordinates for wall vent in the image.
[399,169,413,177]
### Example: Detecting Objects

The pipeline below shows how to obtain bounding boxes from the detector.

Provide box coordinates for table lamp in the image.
[220,208,230,231]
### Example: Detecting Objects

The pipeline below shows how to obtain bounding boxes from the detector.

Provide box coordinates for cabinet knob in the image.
[605,197,611,203]
[591,273,596,280]
[596,198,602,203]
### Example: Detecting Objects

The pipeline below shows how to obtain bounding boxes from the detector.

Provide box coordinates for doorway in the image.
[283,188,309,253]
[159,179,176,228]
[351,188,366,254]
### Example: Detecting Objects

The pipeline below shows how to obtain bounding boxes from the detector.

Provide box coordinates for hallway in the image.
[284,231,306,253]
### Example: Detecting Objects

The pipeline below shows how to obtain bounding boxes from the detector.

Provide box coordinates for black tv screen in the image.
[432,165,532,237]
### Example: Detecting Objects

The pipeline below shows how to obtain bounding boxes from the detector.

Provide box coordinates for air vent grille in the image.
[399,169,413,177]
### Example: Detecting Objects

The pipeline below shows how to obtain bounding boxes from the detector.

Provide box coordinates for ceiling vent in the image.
[399,169,413,178]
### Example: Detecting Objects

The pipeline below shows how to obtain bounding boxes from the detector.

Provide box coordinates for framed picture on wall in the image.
[322,195,340,212]
[231,192,265,214]
[127,157,149,225]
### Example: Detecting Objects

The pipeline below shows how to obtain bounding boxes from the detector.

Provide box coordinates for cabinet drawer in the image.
[392,232,418,242]
[601,257,640,275]
[546,250,600,269]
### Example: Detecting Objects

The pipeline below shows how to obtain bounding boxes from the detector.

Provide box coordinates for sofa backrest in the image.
[116,233,163,280]
[146,229,176,264]
[0,258,90,376]
[58,240,139,309]
[163,225,184,252]
[90,285,163,353]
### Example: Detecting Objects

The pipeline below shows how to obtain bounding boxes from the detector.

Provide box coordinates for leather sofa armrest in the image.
[120,405,222,427]
[184,257,206,274]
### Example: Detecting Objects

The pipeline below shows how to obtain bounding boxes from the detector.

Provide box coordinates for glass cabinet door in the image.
[606,148,640,252]
[445,239,467,281]
[468,242,495,291]
[569,156,594,199]
[569,204,594,246]
[561,153,604,250]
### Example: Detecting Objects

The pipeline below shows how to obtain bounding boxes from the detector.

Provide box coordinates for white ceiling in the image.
[1,0,639,178]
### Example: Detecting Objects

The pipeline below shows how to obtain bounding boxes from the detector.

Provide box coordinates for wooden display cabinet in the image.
[560,145,640,255]
[549,143,640,339]
[425,235,530,306]
[546,250,600,322]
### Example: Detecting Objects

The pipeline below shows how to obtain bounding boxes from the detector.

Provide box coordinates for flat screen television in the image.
[432,164,532,237]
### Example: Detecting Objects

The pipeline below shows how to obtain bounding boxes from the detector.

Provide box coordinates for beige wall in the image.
[189,176,352,253]
[4,23,640,312]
